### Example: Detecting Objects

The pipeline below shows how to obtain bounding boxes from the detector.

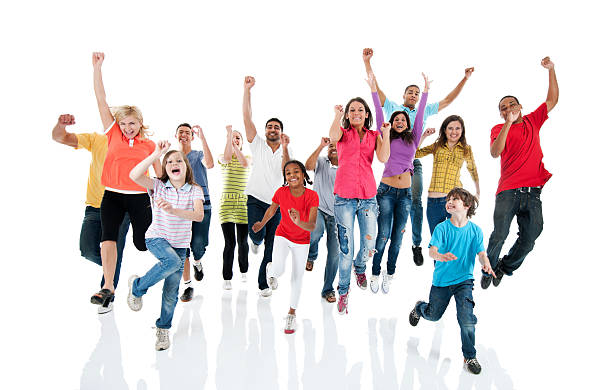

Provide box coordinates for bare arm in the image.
[130,141,170,190]
[252,202,280,233]
[478,251,495,277]
[329,105,344,143]
[418,128,436,149]
[362,48,387,106]
[51,114,78,148]
[437,67,474,112]
[92,52,114,129]
[305,137,329,171]
[289,206,318,232]
[490,112,518,158]
[375,123,391,163]
[541,57,558,112]
[193,125,214,169]
[243,76,257,143]
[152,159,163,177]
[281,134,291,168]
[158,197,204,222]
[428,245,458,262]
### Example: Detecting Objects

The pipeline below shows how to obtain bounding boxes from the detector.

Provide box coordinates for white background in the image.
[1,0,609,389]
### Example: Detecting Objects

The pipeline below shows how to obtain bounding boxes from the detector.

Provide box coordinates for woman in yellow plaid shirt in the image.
[416,115,480,235]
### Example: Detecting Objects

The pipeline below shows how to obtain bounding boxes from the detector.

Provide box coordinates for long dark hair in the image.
[342,97,373,130]
[432,115,470,158]
[389,111,414,144]
[158,150,196,185]
[282,160,313,186]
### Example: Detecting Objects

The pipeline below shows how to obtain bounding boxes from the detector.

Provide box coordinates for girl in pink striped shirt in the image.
[126,141,205,351]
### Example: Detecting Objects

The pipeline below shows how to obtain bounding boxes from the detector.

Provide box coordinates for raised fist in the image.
[465,67,474,79]
[362,48,373,62]
[244,76,256,90]
[92,52,105,67]
[57,114,75,127]
[541,56,554,70]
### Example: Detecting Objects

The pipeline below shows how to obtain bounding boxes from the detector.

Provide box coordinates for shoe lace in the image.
[465,358,479,366]
[286,315,295,329]
[156,328,169,343]
[356,273,366,285]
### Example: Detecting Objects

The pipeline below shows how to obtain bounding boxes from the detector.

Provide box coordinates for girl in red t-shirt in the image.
[252,160,319,334]
[90,52,163,311]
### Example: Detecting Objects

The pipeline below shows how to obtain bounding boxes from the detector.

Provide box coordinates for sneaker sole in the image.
[98,302,113,315]
[284,329,295,334]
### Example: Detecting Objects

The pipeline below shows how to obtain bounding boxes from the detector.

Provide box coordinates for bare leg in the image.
[101,240,117,292]
[182,257,191,281]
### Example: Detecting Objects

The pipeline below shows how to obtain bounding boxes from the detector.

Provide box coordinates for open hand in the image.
[289,208,300,225]
[156,198,174,214]
[438,252,458,262]
[422,72,432,92]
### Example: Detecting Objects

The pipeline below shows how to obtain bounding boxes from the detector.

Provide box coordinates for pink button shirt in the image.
[334,126,378,199]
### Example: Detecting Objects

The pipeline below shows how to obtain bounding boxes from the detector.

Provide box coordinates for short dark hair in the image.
[266,118,284,132]
[498,95,520,110]
[175,123,192,134]
[446,187,478,218]
[283,160,313,186]
[404,84,420,94]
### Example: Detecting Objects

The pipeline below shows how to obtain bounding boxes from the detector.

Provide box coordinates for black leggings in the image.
[100,190,152,251]
[221,223,249,280]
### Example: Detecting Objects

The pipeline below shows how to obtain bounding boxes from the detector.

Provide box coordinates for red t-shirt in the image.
[101,122,156,192]
[272,186,319,244]
[490,103,552,195]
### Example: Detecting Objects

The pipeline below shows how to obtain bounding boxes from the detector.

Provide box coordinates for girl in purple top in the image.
[370,73,430,294]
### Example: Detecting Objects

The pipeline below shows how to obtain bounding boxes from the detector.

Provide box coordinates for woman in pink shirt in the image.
[329,74,390,315]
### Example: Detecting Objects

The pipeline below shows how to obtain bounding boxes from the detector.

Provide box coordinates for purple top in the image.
[379,92,428,178]
[372,91,384,134]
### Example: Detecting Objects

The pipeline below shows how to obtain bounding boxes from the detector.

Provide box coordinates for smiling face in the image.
[284,162,304,188]
[391,112,409,133]
[176,125,194,146]
[403,86,420,108]
[444,120,463,144]
[327,142,337,159]
[232,131,243,150]
[445,194,469,216]
[265,121,282,143]
[346,101,369,128]
[499,96,522,122]
[118,115,142,139]
[164,151,188,183]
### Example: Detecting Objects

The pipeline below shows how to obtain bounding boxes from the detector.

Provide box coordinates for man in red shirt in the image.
[482,56,558,289]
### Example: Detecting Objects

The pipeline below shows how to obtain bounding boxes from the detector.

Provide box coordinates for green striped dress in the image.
[219,155,250,224]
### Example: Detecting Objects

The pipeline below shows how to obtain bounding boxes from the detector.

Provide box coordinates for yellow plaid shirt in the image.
[415,142,479,193]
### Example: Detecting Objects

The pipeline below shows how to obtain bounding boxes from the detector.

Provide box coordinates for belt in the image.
[517,186,542,193]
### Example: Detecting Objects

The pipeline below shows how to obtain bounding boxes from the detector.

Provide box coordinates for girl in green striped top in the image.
[219,125,251,289]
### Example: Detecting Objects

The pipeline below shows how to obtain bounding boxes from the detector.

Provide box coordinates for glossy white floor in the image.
[3,0,609,388]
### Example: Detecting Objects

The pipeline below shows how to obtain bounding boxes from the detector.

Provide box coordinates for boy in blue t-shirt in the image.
[408,188,495,375]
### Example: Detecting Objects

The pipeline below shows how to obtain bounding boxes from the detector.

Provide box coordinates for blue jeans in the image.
[186,209,211,260]
[426,197,451,235]
[247,195,281,290]
[409,159,424,246]
[372,183,412,276]
[334,195,378,295]
[307,209,340,297]
[416,279,477,359]
[79,207,130,289]
[133,238,187,329]
[486,188,544,275]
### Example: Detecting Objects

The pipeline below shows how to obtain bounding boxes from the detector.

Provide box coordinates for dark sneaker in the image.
[464,358,482,374]
[409,301,424,326]
[193,262,204,282]
[180,286,194,302]
[412,246,424,266]
[492,269,504,287]
[355,271,367,290]
[481,274,492,289]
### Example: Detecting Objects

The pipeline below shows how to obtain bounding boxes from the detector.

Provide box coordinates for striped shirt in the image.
[219,155,250,224]
[145,179,204,248]
[415,142,479,194]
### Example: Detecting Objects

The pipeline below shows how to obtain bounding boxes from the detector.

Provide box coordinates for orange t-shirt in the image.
[101,121,155,192]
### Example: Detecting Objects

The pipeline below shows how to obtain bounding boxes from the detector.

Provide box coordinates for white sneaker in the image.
[223,280,232,290]
[155,328,170,351]
[127,275,143,311]
[370,275,380,294]
[241,273,248,283]
[250,242,261,254]
[98,301,113,314]
[260,288,272,297]
[381,272,393,294]
[266,262,278,290]
[284,314,296,334]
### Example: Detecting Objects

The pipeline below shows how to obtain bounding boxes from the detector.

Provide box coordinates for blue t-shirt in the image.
[312,156,337,216]
[187,150,211,210]
[429,219,484,287]
[382,99,439,132]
